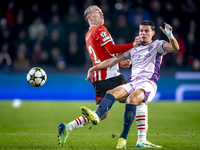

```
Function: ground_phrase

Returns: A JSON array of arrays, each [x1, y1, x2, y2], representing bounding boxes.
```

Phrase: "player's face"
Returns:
[[88, 6, 104, 25], [139, 25, 155, 45]]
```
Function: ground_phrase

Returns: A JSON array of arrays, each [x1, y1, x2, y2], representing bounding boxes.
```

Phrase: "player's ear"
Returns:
[[87, 15, 92, 21], [152, 31, 155, 36]]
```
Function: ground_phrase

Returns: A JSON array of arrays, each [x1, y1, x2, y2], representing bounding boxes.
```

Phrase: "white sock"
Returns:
[[67, 115, 91, 132], [136, 104, 148, 143]]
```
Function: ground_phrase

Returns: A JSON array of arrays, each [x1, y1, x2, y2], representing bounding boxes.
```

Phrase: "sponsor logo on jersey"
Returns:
[[100, 31, 107, 37], [133, 53, 151, 58], [103, 36, 110, 42]]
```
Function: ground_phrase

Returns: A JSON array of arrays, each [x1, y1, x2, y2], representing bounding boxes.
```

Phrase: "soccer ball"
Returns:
[[26, 67, 47, 87]]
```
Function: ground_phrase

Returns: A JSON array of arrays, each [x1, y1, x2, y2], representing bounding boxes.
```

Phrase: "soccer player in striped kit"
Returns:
[[82, 20, 179, 148], [58, 5, 141, 146]]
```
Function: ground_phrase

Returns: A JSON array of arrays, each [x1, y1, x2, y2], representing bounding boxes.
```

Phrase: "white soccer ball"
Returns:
[[26, 67, 47, 87]]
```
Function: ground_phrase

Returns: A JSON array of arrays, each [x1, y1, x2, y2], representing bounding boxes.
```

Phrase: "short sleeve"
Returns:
[[123, 49, 131, 59], [94, 25, 113, 46], [157, 40, 168, 55]]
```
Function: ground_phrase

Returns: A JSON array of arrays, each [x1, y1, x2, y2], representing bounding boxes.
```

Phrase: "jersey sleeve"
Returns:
[[157, 40, 168, 55], [94, 25, 113, 46], [94, 25, 133, 54], [103, 41, 133, 54], [123, 49, 131, 59]]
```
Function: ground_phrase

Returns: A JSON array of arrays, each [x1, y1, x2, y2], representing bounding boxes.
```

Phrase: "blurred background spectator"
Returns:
[[48, 46, 67, 70], [0, 0, 199, 72], [28, 17, 47, 41], [0, 42, 12, 71], [13, 43, 30, 69]]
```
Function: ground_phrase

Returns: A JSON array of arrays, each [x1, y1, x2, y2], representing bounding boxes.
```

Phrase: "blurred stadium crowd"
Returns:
[[0, 0, 200, 72]]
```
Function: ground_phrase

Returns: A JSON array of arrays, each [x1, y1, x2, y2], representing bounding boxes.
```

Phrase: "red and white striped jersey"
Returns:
[[85, 25, 120, 82]]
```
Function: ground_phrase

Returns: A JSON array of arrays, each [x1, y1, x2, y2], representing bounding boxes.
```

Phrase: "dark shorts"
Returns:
[[92, 74, 129, 105]]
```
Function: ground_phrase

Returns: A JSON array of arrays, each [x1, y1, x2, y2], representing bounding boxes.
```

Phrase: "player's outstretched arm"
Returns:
[[86, 54, 127, 82], [159, 22, 179, 52], [104, 36, 141, 54]]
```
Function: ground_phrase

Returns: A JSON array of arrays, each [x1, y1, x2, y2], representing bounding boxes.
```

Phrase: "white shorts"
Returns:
[[119, 78, 157, 102]]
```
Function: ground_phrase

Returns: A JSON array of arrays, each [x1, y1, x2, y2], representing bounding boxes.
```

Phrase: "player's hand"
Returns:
[[159, 22, 172, 34], [133, 36, 142, 47], [86, 68, 93, 83], [160, 22, 175, 39], [119, 60, 131, 68]]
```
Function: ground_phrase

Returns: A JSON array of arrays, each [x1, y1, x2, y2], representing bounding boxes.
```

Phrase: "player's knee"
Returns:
[[127, 90, 145, 105], [101, 111, 109, 120], [127, 97, 141, 105], [126, 97, 138, 105], [107, 89, 114, 95]]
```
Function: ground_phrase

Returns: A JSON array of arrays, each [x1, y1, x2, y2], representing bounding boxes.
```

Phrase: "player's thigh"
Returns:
[[135, 80, 157, 103], [127, 89, 145, 105], [107, 86, 128, 102], [128, 80, 157, 105]]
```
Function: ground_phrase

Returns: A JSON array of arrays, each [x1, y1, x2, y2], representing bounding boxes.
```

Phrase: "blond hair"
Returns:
[[84, 5, 97, 23]]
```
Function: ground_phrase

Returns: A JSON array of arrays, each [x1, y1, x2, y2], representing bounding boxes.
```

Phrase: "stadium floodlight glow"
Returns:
[[115, 3, 122, 10]]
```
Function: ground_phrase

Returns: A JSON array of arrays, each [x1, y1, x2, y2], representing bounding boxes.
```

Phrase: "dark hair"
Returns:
[[140, 20, 155, 31]]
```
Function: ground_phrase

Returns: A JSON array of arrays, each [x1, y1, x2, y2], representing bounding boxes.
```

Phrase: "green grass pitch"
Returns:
[[0, 101, 200, 150]]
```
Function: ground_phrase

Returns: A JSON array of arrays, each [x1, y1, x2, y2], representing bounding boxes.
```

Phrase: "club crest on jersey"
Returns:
[[100, 31, 107, 37], [148, 46, 153, 51]]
